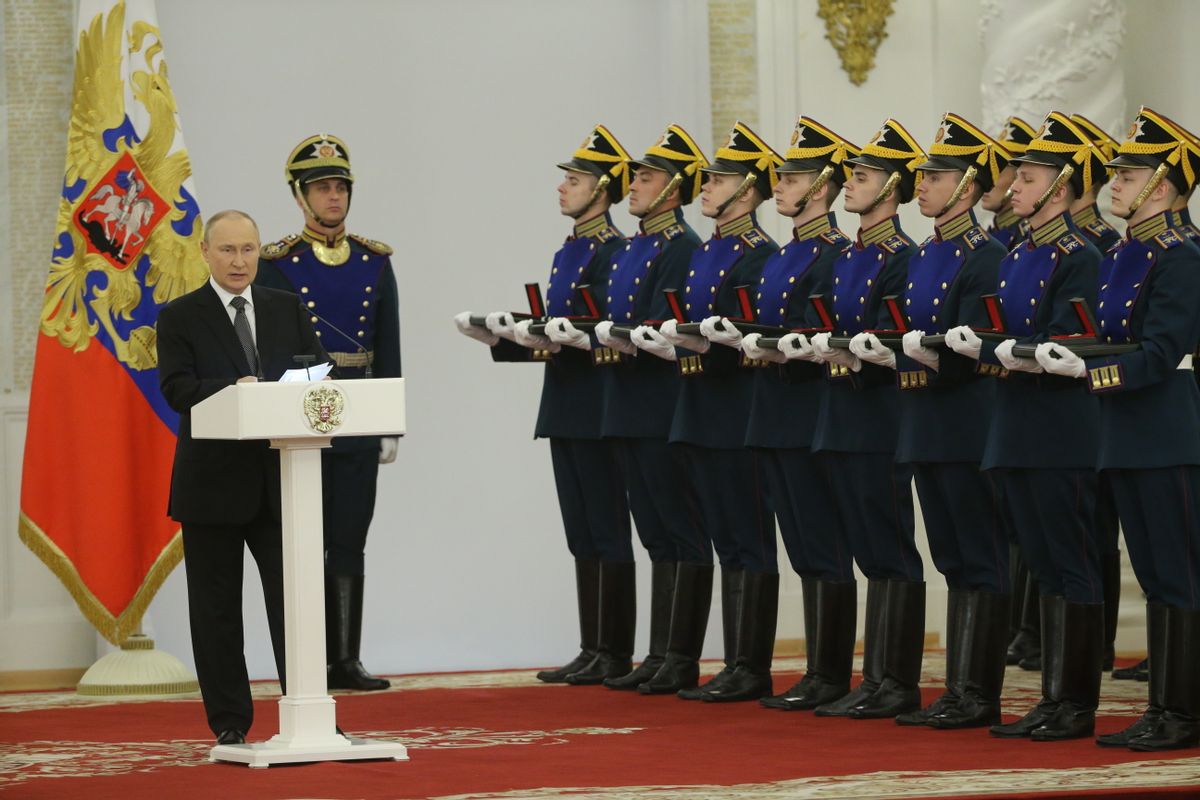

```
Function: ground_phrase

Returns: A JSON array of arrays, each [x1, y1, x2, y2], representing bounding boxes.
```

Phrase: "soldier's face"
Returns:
[[1010, 163, 1056, 218], [981, 165, 1015, 212], [303, 178, 350, 226], [700, 172, 740, 218], [628, 166, 672, 216], [558, 170, 599, 217], [842, 166, 887, 213], [916, 170, 960, 218], [202, 216, 260, 294], [1109, 167, 1153, 218], [774, 172, 815, 214]]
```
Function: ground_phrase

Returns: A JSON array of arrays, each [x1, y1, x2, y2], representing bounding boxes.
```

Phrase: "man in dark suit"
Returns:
[[157, 209, 329, 745]]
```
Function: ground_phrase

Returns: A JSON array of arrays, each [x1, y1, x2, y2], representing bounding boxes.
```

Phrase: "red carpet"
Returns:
[[2, 655, 1198, 799]]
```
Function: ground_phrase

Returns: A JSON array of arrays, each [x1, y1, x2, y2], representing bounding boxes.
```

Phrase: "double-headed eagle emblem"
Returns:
[[44, 3, 207, 370]]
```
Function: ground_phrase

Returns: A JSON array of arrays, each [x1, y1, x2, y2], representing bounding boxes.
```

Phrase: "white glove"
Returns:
[[1035, 341, 1085, 378], [546, 317, 591, 351], [741, 333, 787, 364], [454, 311, 499, 346], [631, 325, 677, 361], [811, 332, 861, 371], [902, 329, 939, 371], [700, 316, 743, 349], [849, 332, 897, 369], [778, 333, 821, 362], [379, 436, 399, 464], [995, 338, 1042, 373], [595, 320, 637, 356], [513, 319, 560, 352], [485, 311, 518, 343], [944, 325, 982, 360], [659, 319, 710, 353]]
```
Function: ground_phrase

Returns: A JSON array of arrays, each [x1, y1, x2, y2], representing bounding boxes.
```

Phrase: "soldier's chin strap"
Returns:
[[293, 179, 351, 230], [864, 171, 902, 215], [1120, 163, 1170, 219], [1030, 164, 1074, 215], [789, 165, 835, 218], [936, 165, 978, 218], [571, 174, 612, 220], [642, 173, 684, 217], [715, 172, 759, 218]]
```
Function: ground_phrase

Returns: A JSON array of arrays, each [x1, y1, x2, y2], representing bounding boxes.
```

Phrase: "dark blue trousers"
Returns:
[[821, 451, 921, 581], [678, 444, 775, 573], [761, 447, 854, 581], [912, 463, 1008, 593], [321, 449, 379, 576], [549, 437, 633, 562], [614, 437, 711, 564], [1108, 466, 1200, 610], [995, 467, 1101, 604]]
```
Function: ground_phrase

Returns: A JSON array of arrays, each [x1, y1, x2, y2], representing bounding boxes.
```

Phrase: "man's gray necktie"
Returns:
[[229, 295, 259, 375]]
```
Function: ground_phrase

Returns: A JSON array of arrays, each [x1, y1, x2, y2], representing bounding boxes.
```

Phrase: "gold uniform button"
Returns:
[[733, 244, 741, 251], [553, 268, 558, 274], [362, 254, 369, 262], [781, 248, 788, 256], [703, 245, 710, 252], [941, 282, 948, 290], [789, 276, 796, 284], [310, 316, 318, 323], [1000, 280, 1007, 287], [315, 331, 322, 337], [719, 270, 726, 277], [357, 331, 365, 338], [1014, 253, 1020, 260], [365, 286, 372, 293], [307, 301, 316, 308], [362, 300, 370, 307], [690, 270, 696, 277], [301, 287, 309, 294], [634, 277, 640, 285], [933, 298, 939, 306], [955, 249, 961, 257], [292, 256, 300, 263], [646, 260, 652, 267], [359, 315, 367, 322]]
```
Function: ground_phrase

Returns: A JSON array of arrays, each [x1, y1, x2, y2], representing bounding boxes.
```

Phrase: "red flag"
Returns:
[[18, 0, 207, 644]]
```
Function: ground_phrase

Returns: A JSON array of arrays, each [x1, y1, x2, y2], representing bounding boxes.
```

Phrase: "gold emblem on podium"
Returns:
[[302, 385, 345, 433]]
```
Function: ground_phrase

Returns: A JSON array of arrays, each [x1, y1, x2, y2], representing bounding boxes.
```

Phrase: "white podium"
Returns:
[[192, 378, 409, 768]]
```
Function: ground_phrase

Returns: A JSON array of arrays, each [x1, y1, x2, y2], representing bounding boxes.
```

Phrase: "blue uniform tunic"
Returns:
[[987, 207, 1027, 252], [668, 212, 777, 573], [1085, 212, 1200, 609], [976, 211, 1102, 603], [812, 215, 921, 582], [893, 210, 1008, 592], [744, 213, 854, 581]]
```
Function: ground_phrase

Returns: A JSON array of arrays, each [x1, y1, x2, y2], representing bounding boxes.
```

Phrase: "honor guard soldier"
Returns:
[[737, 117, 862, 712], [256, 134, 400, 691], [544, 125, 709, 692], [1037, 108, 1200, 751], [852, 113, 1012, 728], [636, 121, 781, 702], [806, 119, 925, 721], [980, 115, 1043, 672], [455, 126, 634, 685], [1070, 113, 1126, 674], [947, 111, 1106, 741], [983, 116, 1038, 250]]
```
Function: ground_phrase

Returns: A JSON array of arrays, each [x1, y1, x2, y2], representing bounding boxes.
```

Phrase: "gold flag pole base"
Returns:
[[76, 630, 199, 697]]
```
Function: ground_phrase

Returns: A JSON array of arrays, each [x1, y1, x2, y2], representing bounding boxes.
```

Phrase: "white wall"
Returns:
[[138, 0, 715, 678]]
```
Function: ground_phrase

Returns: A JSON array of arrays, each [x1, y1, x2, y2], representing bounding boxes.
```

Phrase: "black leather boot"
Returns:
[[640, 562, 713, 694], [1113, 657, 1149, 681], [326, 574, 391, 691], [762, 579, 856, 710], [898, 589, 963, 726], [606, 561, 675, 690], [992, 593, 1064, 737], [567, 560, 636, 684], [1128, 605, 1200, 751], [815, 579, 885, 717], [678, 567, 742, 700], [703, 571, 778, 702], [1030, 600, 1103, 741], [1098, 603, 1165, 747], [1101, 550, 1122, 672], [929, 591, 1011, 729], [1008, 560, 1041, 668], [849, 579, 925, 719], [536, 559, 600, 683]]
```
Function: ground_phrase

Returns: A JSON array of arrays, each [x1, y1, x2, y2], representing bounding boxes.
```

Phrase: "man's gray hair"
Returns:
[[202, 209, 260, 243]]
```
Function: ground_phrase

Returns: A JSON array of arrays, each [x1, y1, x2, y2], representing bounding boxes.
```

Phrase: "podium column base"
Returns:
[[210, 737, 409, 768]]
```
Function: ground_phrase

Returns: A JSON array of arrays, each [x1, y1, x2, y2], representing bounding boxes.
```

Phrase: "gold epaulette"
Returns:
[[349, 233, 394, 255], [261, 234, 301, 260]]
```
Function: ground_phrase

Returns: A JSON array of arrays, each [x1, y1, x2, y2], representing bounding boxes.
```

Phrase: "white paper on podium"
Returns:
[[278, 362, 334, 382]]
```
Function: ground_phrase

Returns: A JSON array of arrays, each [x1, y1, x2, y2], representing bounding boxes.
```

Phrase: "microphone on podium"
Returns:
[[299, 299, 374, 379]]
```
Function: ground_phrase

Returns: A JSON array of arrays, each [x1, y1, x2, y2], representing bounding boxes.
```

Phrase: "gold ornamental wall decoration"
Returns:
[[817, 0, 896, 87]]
